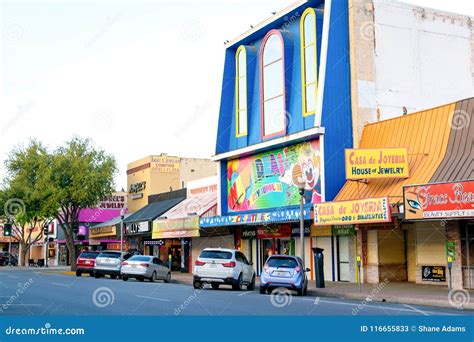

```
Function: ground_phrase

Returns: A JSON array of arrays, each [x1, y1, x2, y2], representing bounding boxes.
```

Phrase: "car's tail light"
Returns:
[[294, 266, 301, 273], [222, 261, 236, 268], [121, 261, 128, 266], [140, 263, 149, 267], [195, 260, 206, 266], [263, 264, 269, 273]]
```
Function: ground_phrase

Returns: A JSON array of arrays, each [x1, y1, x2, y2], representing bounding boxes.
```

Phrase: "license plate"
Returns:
[[85, 260, 91, 265], [210, 263, 217, 268], [274, 271, 287, 277], [131, 264, 137, 268]]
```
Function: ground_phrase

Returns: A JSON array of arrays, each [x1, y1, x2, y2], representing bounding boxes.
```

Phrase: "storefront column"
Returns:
[[446, 221, 463, 290]]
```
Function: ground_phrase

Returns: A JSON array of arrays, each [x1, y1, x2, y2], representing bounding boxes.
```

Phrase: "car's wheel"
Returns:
[[232, 273, 243, 291], [110, 274, 117, 280], [94, 273, 101, 279], [164, 273, 171, 283], [303, 286, 308, 296], [193, 280, 202, 289], [75, 270, 82, 277], [150, 271, 157, 282], [122, 276, 128, 281], [259, 286, 266, 294], [211, 283, 219, 290], [89, 271, 94, 277], [247, 275, 256, 291], [138, 277, 144, 282], [296, 288, 303, 296]]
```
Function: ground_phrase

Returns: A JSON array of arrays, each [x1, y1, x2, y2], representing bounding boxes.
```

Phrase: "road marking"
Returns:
[[238, 291, 251, 297], [50, 282, 71, 287], [291, 297, 460, 316], [135, 295, 171, 302], [7, 275, 19, 279], [403, 304, 430, 316], [0, 303, 42, 306]]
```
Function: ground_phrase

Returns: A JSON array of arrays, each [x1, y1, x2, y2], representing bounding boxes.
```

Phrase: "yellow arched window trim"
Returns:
[[300, 7, 318, 117], [235, 45, 248, 137]]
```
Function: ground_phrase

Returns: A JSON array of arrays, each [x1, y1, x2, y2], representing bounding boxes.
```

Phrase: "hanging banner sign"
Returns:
[[403, 181, 474, 220], [345, 148, 409, 179], [314, 197, 391, 226]]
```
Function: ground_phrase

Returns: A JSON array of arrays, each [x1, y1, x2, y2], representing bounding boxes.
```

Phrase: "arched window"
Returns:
[[260, 30, 286, 138], [235, 45, 247, 137], [300, 8, 318, 116]]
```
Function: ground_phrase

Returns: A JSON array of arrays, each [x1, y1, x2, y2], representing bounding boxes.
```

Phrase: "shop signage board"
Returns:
[[291, 226, 311, 237], [256, 225, 291, 239], [151, 156, 180, 173], [314, 197, 391, 226], [421, 265, 446, 282], [200, 207, 312, 228], [310, 225, 332, 237], [99, 193, 127, 210], [227, 140, 321, 212], [88, 239, 101, 246], [152, 216, 200, 239], [403, 180, 474, 220], [332, 225, 355, 236], [89, 225, 117, 238], [345, 148, 409, 180], [241, 226, 256, 240], [125, 221, 149, 235]]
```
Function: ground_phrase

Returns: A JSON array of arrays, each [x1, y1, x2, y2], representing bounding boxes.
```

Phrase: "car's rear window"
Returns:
[[98, 252, 121, 258], [267, 257, 298, 268], [129, 256, 151, 262], [79, 252, 99, 259], [199, 250, 232, 260]]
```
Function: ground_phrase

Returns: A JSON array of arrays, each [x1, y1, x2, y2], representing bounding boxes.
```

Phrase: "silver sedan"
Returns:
[[121, 255, 171, 283]]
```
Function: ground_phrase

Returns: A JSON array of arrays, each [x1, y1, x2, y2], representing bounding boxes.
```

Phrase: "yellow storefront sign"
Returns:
[[314, 197, 391, 225], [89, 225, 116, 238], [345, 148, 409, 179], [152, 216, 200, 239]]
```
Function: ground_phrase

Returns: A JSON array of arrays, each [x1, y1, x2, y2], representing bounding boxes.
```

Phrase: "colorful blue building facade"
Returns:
[[201, 0, 353, 274]]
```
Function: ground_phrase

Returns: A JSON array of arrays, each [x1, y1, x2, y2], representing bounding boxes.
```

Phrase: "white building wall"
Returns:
[[350, 0, 474, 145]]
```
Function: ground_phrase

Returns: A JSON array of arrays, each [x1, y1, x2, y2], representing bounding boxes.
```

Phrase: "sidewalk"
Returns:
[[171, 272, 474, 310], [0, 265, 70, 272]]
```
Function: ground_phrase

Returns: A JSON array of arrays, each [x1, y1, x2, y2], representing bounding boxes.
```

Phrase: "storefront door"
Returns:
[[260, 238, 291, 266], [337, 236, 350, 282], [461, 221, 474, 289]]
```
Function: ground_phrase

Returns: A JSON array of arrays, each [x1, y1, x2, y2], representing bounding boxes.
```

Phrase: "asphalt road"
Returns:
[[0, 270, 467, 316]]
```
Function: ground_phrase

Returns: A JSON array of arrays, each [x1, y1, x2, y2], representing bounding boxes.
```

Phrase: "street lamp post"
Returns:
[[120, 209, 125, 253]]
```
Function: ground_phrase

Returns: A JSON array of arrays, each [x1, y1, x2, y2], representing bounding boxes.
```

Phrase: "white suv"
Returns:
[[193, 248, 255, 291]]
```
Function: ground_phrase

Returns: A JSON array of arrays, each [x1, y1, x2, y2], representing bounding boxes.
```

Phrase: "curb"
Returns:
[[307, 290, 474, 311]]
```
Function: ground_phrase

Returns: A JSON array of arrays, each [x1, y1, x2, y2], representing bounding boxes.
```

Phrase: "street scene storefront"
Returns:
[[151, 177, 218, 272], [88, 214, 131, 251], [124, 189, 186, 254], [330, 98, 473, 289]]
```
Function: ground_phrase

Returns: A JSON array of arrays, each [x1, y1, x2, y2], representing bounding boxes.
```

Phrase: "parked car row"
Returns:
[[75, 250, 172, 283], [75, 247, 309, 295], [193, 248, 309, 296]]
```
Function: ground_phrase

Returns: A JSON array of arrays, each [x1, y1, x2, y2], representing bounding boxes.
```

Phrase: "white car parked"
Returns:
[[193, 248, 255, 290]]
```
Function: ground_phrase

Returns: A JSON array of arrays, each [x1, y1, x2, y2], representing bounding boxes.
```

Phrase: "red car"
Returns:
[[76, 251, 100, 276]]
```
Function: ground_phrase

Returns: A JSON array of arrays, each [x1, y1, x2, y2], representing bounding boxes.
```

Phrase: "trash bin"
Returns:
[[312, 247, 325, 288]]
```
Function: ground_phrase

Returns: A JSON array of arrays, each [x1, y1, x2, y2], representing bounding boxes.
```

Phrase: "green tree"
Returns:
[[48, 137, 116, 270], [1, 140, 56, 265]]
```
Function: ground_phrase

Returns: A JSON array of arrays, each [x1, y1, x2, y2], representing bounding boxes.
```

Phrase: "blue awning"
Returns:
[[200, 204, 313, 228]]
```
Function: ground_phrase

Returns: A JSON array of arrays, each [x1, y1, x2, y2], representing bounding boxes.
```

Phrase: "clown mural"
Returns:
[[227, 140, 321, 212]]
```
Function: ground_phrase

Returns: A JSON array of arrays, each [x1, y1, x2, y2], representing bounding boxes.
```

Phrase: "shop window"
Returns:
[[235, 45, 248, 137], [260, 30, 286, 139], [300, 8, 318, 116]]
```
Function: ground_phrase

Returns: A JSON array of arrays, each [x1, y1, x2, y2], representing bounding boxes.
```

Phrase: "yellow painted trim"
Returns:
[[300, 7, 318, 117], [235, 45, 248, 137]]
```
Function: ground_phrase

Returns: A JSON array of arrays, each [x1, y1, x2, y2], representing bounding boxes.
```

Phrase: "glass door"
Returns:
[[337, 236, 350, 282], [461, 222, 473, 289]]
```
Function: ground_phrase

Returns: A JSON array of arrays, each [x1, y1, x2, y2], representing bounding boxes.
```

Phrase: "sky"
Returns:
[[1, 0, 473, 190]]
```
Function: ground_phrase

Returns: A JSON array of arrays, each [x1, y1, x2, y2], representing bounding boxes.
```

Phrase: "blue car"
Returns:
[[260, 255, 309, 296]]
